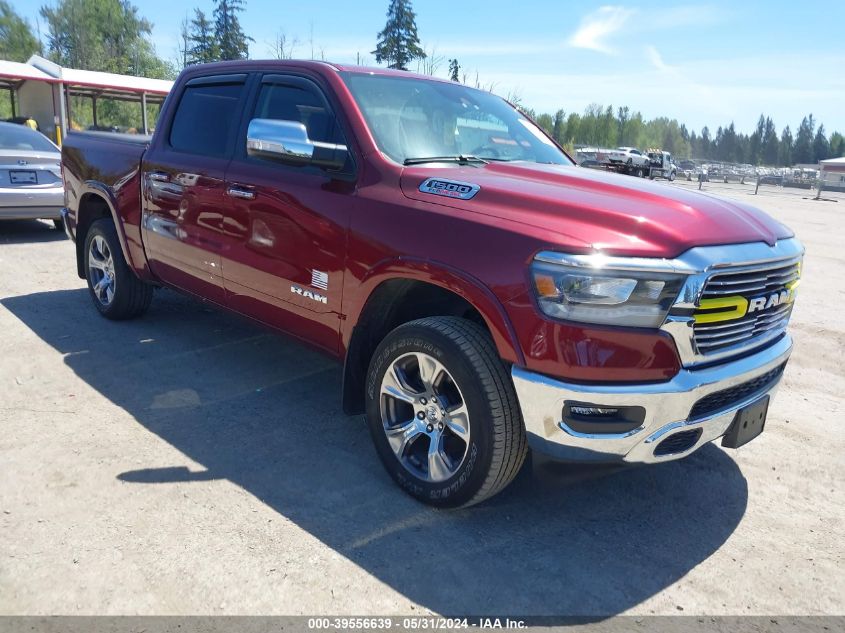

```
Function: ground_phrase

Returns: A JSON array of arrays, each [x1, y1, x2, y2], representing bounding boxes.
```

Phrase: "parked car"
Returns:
[[60, 61, 803, 507], [0, 121, 64, 228], [596, 146, 650, 176]]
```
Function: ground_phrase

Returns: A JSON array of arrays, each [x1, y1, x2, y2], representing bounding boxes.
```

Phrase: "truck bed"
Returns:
[[62, 131, 151, 278]]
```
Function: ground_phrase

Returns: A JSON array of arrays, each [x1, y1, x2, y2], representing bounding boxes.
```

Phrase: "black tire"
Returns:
[[365, 317, 527, 508], [83, 218, 153, 320]]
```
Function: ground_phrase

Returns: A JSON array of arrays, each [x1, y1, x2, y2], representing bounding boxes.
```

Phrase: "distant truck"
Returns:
[[60, 60, 802, 507], [646, 149, 678, 181]]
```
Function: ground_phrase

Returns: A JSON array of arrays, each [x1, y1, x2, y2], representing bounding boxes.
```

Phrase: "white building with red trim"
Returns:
[[0, 55, 173, 144]]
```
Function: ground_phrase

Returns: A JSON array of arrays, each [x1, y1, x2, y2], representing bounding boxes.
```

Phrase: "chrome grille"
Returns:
[[693, 259, 800, 354]]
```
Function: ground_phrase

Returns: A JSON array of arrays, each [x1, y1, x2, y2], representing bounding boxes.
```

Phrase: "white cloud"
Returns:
[[568, 6, 636, 54], [644, 45, 669, 72]]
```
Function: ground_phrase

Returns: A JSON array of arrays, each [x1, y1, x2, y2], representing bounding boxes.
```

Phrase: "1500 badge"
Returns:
[[419, 178, 480, 200]]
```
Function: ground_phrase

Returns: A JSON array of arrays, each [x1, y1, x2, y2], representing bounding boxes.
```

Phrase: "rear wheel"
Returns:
[[365, 317, 527, 508], [84, 218, 152, 320]]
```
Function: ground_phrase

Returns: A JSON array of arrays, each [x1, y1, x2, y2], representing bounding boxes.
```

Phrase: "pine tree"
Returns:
[[372, 0, 425, 70], [813, 125, 830, 162], [214, 0, 252, 61], [700, 126, 712, 159], [793, 115, 815, 164], [830, 132, 845, 159], [762, 117, 779, 166], [448, 58, 460, 82], [553, 109, 566, 145], [187, 9, 218, 64], [616, 106, 629, 145], [748, 114, 765, 165], [779, 126, 793, 166]]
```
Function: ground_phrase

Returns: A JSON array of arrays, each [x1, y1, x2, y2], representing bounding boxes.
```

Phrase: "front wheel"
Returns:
[[365, 317, 527, 507], [84, 218, 153, 320]]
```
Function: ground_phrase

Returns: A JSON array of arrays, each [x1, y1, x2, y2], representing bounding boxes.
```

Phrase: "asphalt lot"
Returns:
[[0, 179, 842, 616]]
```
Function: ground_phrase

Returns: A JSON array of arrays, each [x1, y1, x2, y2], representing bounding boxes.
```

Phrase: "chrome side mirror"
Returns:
[[246, 118, 347, 170]]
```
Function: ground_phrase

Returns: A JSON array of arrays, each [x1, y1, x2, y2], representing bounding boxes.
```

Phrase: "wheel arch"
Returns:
[[341, 260, 524, 415], [73, 184, 134, 280]]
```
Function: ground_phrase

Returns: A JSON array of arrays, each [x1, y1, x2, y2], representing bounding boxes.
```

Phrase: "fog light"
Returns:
[[562, 402, 646, 435], [570, 406, 620, 416]]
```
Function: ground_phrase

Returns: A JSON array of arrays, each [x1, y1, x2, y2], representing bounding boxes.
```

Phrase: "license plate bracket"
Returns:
[[10, 170, 37, 184], [722, 395, 769, 449]]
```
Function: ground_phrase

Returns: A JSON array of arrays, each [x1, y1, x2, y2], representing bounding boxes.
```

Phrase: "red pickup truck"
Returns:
[[60, 60, 802, 507]]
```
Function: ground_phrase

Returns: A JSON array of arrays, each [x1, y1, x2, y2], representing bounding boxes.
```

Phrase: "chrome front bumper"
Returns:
[[512, 335, 792, 464]]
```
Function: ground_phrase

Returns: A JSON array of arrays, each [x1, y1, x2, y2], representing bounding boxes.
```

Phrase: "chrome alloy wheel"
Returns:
[[379, 352, 471, 482], [88, 235, 116, 306]]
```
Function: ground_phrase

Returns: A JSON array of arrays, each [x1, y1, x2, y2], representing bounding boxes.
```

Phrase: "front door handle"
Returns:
[[147, 171, 170, 182], [227, 186, 256, 200]]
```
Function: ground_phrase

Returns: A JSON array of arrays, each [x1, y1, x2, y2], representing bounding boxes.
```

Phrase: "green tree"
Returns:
[[188, 9, 218, 64], [748, 114, 765, 165], [565, 112, 580, 145], [214, 0, 251, 60], [448, 58, 460, 82], [779, 126, 793, 166], [761, 117, 779, 166], [0, 1, 40, 62], [830, 132, 845, 158], [813, 124, 830, 162], [40, 0, 173, 79], [616, 106, 629, 146], [535, 113, 554, 136], [793, 115, 815, 164], [373, 0, 425, 71], [700, 126, 712, 159], [552, 109, 566, 145]]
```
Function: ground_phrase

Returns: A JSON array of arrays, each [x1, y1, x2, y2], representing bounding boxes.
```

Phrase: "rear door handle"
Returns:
[[227, 185, 255, 200], [147, 171, 170, 182]]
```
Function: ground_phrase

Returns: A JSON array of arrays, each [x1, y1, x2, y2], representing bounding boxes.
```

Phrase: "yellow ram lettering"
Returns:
[[694, 296, 749, 324]]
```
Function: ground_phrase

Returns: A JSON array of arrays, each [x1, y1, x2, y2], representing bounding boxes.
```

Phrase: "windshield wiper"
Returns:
[[403, 154, 488, 166]]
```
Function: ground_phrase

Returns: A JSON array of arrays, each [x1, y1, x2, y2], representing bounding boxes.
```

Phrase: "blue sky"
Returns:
[[15, 1, 845, 134]]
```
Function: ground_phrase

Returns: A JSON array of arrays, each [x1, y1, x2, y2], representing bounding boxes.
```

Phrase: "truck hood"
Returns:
[[399, 162, 793, 258]]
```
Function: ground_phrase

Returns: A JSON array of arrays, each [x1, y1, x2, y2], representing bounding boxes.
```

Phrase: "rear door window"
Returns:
[[169, 79, 246, 157]]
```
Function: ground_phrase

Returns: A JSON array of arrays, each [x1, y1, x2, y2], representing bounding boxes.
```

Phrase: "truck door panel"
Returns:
[[220, 74, 353, 353], [141, 76, 247, 304]]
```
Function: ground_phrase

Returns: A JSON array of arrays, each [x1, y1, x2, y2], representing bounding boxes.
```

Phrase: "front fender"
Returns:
[[344, 257, 525, 366]]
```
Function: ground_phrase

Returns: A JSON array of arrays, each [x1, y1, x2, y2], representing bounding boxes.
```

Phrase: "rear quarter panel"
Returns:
[[62, 132, 152, 279]]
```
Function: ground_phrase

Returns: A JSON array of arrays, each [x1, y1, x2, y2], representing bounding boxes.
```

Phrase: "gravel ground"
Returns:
[[0, 180, 842, 616]]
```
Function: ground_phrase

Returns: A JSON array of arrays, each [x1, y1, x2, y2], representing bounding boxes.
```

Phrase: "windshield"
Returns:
[[341, 72, 571, 166], [0, 124, 58, 153]]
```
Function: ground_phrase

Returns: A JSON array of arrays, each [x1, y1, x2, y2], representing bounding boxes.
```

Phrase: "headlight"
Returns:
[[531, 255, 686, 328]]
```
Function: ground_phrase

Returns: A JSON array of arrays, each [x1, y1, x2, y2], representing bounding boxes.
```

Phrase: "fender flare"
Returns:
[[340, 258, 525, 415], [347, 257, 524, 365], [73, 181, 146, 280]]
